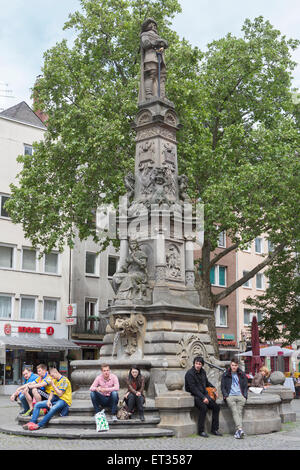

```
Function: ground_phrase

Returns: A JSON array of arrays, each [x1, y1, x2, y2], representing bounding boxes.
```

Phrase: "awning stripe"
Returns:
[[0, 336, 80, 351]]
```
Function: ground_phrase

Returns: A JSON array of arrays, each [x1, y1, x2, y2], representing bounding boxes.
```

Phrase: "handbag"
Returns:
[[206, 387, 217, 400], [117, 405, 130, 420], [95, 410, 109, 432]]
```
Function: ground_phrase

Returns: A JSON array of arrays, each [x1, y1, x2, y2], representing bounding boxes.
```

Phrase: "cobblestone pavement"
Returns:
[[0, 395, 300, 451]]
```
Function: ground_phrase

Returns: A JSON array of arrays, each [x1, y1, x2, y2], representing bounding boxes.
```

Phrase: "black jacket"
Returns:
[[185, 366, 215, 400], [221, 367, 248, 400]]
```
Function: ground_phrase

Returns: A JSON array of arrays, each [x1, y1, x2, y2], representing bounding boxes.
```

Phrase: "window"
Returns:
[[85, 299, 98, 332], [85, 252, 98, 275], [44, 252, 59, 274], [215, 305, 228, 327], [217, 231, 226, 248], [0, 245, 14, 269], [22, 248, 37, 271], [243, 270, 252, 288], [43, 299, 58, 321], [0, 195, 10, 218], [0, 295, 12, 319], [24, 144, 33, 156], [255, 237, 263, 254], [268, 240, 274, 253], [20, 297, 36, 320], [243, 308, 252, 326], [108, 256, 118, 277], [256, 273, 264, 290], [210, 265, 227, 287]]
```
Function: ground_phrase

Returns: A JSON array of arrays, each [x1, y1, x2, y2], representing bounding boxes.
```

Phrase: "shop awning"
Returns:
[[0, 336, 81, 351], [74, 340, 103, 348]]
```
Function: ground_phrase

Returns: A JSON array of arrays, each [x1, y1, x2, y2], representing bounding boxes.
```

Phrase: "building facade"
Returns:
[[69, 234, 119, 360], [0, 102, 80, 394], [194, 231, 240, 360]]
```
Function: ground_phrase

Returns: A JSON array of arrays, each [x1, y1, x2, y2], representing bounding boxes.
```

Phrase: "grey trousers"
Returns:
[[226, 395, 246, 430]]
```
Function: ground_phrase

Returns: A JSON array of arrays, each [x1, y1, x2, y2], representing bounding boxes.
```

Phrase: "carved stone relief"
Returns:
[[166, 243, 182, 279], [112, 241, 149, 303], [162, 142, 176, 163], [136, 126, 176, 142], [137, 110, 152, 125], [110, 313, 146, 357], [185, 271, 195, 287], [137, 140, 155, 162], [177, 334, 210, 369], [164, 111, 177, 126]]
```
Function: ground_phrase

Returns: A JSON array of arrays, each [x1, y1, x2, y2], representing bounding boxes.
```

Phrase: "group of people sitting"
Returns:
[[185, 356, 270, 439], [10, 363, 145, 430], [89, 363, 145, 422], [10, 358, 270, 437], [10, 363, 72, 431]]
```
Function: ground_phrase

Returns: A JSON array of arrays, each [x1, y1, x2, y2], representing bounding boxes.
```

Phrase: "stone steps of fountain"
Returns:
[[0, 422, 175, 439], [18, 414, 160, 429], [69, 399, 159, 417], [0, 398, 175, 439]]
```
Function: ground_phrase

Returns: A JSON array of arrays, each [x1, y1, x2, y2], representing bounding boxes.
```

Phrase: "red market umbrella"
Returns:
[[250, 316, 263, 376]]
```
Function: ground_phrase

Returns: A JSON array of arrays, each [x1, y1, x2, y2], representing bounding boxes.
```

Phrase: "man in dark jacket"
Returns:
[[185, 356, 222, 437], [221, 358, 248, 439]]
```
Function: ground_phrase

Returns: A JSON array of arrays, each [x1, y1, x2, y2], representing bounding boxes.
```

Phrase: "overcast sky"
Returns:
[[0, 0, 299, 110]]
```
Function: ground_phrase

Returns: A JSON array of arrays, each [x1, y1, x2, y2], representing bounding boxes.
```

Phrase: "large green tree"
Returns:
[[6, 0, 300, 339], [245, 242, 300, 345]]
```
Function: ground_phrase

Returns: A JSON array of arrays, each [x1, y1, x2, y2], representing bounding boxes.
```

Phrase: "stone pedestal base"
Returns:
[[190, 393, 282, 435], [264, 385, 296, 423], [155, 391, 196, 437]]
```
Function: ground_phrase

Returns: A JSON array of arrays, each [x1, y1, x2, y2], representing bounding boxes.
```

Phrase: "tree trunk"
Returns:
[[195, 237, 220, 356]]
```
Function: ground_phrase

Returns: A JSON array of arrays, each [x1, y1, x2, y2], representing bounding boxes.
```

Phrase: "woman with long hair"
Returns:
[[125, 366, 145, 421]]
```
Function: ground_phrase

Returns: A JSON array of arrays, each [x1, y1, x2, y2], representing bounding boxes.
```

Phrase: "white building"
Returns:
[[0, 102, 80, 394]]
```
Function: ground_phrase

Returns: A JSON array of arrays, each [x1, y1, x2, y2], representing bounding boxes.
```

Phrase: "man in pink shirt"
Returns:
[[90, 364, 119, 421]]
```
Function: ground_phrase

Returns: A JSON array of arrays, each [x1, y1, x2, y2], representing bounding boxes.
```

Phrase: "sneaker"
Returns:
[[239, 429, 245, 439], [23, 409, 32, 417], [27, 422, 40, 431], [234, 429, 241, 439], [112, 415, 118, 422]]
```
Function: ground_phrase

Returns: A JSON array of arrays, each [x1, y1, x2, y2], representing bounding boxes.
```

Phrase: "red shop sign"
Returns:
[[46, 326, 54, 336], [18, 326, 40, 334], [4, 324, 11, 335]]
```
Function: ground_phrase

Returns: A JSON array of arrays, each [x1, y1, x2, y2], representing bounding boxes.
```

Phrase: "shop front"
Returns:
[[73, 340, 103, 360], [0, 323, 80, 395], [217, 333, 240, 362]]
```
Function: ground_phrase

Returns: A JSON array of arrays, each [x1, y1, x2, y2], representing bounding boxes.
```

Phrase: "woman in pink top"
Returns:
[[90, 364, 119, 421]]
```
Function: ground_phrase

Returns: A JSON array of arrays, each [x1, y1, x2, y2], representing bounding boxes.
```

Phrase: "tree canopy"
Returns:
[[245, 242, 300, 345], [6, 0, 300, 337]]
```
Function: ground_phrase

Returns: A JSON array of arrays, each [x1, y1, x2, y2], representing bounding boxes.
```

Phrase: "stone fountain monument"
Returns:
[[0, 18, 284, 440], [71, 17, 222, 402], [70, 19, 283, 437]]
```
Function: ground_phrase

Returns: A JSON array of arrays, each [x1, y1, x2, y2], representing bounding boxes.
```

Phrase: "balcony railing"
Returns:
[[72, 315, 108, 336]]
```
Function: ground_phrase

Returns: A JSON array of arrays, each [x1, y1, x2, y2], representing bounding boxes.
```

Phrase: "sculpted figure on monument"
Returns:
[[178, 174, 190, 202], [166, 244, 181, 278], [112, 241, 148, 302], [124, 171, 135, 202], [139, 18, 168, 102]]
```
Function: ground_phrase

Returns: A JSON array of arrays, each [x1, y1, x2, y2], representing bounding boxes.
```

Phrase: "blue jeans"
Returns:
[[31, 396, 69, 428], [90, 390, 119, 415], [19, 393, 30, 413]]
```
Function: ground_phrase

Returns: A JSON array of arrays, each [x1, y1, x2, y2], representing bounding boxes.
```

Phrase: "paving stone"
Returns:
[[1, 396, 300, 450]]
